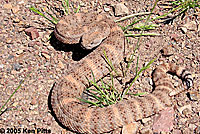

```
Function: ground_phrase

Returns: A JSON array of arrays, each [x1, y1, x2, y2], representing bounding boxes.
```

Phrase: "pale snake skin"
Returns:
[[50, 13, 193, 134]]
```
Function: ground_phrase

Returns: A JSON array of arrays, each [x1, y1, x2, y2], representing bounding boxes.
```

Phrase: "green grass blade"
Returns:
[[123, 57, 156, 97], [62, 0, 70, 15], [74, 5, 80, 13], [115, 12, 151, 22], [125, 33, 161, 37], [46, 11, 58, 23], [77, 98, 99, 106], [103, 49, 119, 76], [127, 92, 147, 96], [0, 72, 31, 114], [29, 6, 57, 25]]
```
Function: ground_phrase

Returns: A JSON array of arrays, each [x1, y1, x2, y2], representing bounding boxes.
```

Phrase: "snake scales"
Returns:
[[50, 13, 193, 134]]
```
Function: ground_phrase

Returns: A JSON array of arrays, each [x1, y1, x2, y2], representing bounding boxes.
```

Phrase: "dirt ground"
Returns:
[[0, 0, 199, 134]]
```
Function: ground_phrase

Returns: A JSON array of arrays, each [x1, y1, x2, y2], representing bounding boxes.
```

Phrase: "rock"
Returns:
[[104, 6, 110, 12], [195, 126, 200, 134], [57, 61, 64, 69], [182, 107, 193, 117], [188, 91, 199, 101], [43, 116, 50, 122], [12, 63, 22, 71], [177, 104, 192, 114], [184, 21, 196, 31], [189, 124, 197, 130], [0, 64, 4, 69], [41, 52, 50, 60], [16, 50, 24, 55], [182, 128, 190, 134], [11, 70, 17, 75], [142, 117, 151, 124], [153, 107, 174, 133], [6, 38, 12, 44], [160, 46, 174, 57], [30, 98, 37, 105], [13, 17, 20, 23], [140, 128, 153, 134], [172, 129, 182, 134], [3, 3, 12, 9], [170, 34, 179, 42], [180, 27, 187, 34], [12, 102, 18, 107], [28, 41, 35, 47], [25, 27, 39, 40], [11, 6, 20, 13], [114, 3, 129, 16], [8, 55, 14, 60], [122, 122, 138, 134]]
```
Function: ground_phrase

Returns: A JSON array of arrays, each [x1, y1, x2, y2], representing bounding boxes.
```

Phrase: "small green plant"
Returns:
[[29, 0, 80, 25], [118, 0, 199, 37], [78, 1, 159, 107], [79, 55, 156, 107], [151, 0, 200, 21], [79, 70, 120, 108], [29, 6, 58, 24], [0, 72, 31, 115]]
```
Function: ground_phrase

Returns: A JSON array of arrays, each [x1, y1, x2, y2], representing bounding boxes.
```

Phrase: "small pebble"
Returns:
[[177, 104, 192, 114], [12, 63, 22, 71], [7, 55, 14, 60], [30, 98, 37, 105], [141, 117, 151, 124], [0, 64, 4, 69], [3, 3, 13, 9], [114, 3, 129, 16], [41, 52, 50, 60], [188, 91, 199, 101], [25, 27, 39, 40], [57, 61, 64, 69], [16, 49, 23, 55], [180, 27, 187, 34]]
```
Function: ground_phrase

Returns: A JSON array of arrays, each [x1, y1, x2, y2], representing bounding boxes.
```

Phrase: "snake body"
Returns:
[[50, 13, 193, 134]]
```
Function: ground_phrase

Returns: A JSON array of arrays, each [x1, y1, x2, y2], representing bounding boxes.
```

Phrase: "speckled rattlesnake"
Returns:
[[50, 13, 193, 133]]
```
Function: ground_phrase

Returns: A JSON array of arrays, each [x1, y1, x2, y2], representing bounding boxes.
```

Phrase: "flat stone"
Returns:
[[142, 117, 151, 124], [13, 17, 20, 23], [184, 21, 196, 31], [177, 104, 192, 114], [25, 27, 39, 40], [12, 63, 22, 71], [153, 107, 174, 133], [122, 122, 138, 134], [0, 64, 4, 69], [3, 3, 12, 9], [12, 6, 20, 13], [16, 49, 24, 55], [180, 27, 187, 34], [114, 3, 129, 16], [30, 97, 37, 105], [188, 91, 199, 101], [160, 46, 174, 56], [41, 52, 50, 60], [140, 128, 153, 134], [57, 61, 64, 69]]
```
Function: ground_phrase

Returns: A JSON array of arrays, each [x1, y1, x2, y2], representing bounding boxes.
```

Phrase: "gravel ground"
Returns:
[[0, 0, 199, 134]]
